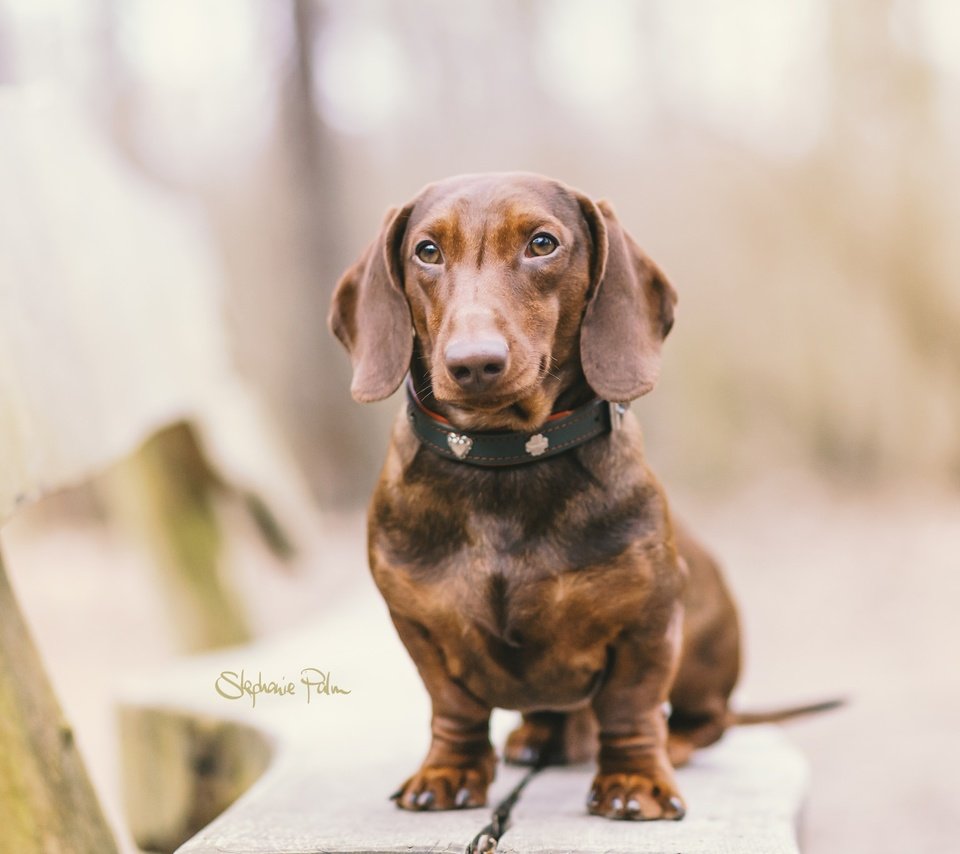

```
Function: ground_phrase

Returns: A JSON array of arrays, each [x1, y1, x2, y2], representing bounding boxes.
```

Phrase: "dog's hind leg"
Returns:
[[504, 707, 598, 767], [666, 698, 729, 767]]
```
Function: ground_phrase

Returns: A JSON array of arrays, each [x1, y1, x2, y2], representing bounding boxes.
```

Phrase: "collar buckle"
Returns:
[[609, 401, 628, 431]]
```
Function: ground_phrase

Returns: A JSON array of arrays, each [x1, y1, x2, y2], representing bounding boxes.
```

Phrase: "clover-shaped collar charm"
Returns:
[[525, 433, 549, 457]]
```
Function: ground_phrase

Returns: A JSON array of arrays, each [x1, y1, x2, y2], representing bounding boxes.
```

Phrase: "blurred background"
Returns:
[[0, 0, 958, 852]]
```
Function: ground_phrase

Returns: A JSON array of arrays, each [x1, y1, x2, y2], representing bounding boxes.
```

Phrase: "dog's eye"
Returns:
[[415, 241, 443, 264], [527, 233, 558, 257]]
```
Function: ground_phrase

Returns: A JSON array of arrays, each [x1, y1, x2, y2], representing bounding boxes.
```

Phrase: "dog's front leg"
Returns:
[[588, 606, 685, 821], [388, 613, 495, 811]]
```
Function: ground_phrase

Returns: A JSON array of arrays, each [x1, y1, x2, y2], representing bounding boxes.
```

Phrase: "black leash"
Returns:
[[466, 763, 545, 854]]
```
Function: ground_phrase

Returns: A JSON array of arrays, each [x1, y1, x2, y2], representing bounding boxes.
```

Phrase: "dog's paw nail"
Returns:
[[610, 796, 624, 812], [455, 787, 471, 807], [586, 787, 600, 808], [667, 796, 686, 819], [626, 798, 641, 816], [416, 790, 435, 809]]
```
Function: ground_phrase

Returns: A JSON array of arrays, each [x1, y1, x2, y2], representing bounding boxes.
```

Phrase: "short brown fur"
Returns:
[[330, 173, 742, 820]]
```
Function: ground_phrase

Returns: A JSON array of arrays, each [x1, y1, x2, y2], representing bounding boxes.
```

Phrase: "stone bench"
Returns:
[[118, 576, 810, 854]]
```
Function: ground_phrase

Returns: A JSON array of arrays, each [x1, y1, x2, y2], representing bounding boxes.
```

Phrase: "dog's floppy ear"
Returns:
[[329, 204, 414, 402], [577, 197, 677, 402]]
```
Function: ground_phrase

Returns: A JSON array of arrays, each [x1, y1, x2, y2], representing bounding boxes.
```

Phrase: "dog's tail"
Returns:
[[726, 697, 845, 727]]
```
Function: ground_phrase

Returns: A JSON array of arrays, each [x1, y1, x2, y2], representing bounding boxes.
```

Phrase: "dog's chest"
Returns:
[[369, 451, 667, 709], [374, 451, 658, 582], [376, 490, 654, 663], [430, 526, 626, 707]]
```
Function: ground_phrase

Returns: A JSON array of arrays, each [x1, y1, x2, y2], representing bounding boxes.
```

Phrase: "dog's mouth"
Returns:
[[437, 394, 552, 433], [429, 361, 556, 432]]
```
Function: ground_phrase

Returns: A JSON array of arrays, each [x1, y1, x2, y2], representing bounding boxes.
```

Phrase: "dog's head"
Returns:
[[329, 173, 676, 432]]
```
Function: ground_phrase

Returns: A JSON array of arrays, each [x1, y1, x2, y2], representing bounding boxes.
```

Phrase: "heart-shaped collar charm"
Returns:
[[446, 433, 473, 460]]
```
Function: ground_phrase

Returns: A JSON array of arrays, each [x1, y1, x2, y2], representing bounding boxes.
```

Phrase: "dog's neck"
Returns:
[[405, 376, 623, 468]]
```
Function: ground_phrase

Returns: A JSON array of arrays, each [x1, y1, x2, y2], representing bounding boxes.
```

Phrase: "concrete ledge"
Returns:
[[118, 581, 809, 854], [500, 727, 807, 854]]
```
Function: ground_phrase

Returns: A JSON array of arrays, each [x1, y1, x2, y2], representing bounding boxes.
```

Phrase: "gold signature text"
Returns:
[[214, 668, 351, 707]]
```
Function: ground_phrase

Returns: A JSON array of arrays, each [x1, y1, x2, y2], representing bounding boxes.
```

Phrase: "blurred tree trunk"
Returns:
[[206, 0, 393, 507], [266, 0, 383, 506]]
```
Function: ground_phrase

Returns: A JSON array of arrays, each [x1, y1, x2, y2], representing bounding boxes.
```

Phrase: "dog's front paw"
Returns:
[[586, 772, 686, 821], [392, 763, 492, 811]]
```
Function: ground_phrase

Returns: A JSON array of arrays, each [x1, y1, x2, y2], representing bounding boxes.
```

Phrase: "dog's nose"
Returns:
[[444, 338, 509, 391]]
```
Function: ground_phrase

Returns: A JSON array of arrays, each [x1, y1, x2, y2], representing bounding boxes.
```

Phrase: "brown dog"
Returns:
[[329, 172, 746, 821]]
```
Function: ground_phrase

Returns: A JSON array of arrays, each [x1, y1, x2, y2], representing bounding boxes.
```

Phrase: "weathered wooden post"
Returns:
[[0, 547, 120, 854]]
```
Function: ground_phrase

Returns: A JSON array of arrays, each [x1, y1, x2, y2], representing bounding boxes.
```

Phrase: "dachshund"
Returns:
[[330, 172, 831, 820]]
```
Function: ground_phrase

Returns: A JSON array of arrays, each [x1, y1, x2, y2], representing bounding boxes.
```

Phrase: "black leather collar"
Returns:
[[405, 378, 627, 467]]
